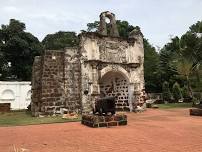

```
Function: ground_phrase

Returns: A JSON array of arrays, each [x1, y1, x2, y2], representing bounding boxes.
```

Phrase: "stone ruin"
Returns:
[[31, 11, 145, 116]]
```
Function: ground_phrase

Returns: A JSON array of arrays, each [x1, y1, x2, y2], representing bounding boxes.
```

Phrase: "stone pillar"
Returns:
[[91, 63, 100, 95], [31, 56, 41, 116], [99, 14, 107, 36], [128, 83, 135, 112]]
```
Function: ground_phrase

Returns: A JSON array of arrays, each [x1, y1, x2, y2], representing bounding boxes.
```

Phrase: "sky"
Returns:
[[0, 0, 202, 48]]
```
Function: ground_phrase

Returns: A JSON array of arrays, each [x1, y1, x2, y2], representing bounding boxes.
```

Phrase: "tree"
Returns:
[[182, 85, 190, 99], [144, 39, 161, 92], [160, 20, 202, 93], [180, 29, 202, 83], [159, 37, 180, 83], [42, 31, 79, 50], [189, 21, 202, 34], [172, 82, 182, 102], [87, 21, 99, 32], [175, 56, 194, 98], [0, 19, 42, 80], [162, 81, 172, 102]]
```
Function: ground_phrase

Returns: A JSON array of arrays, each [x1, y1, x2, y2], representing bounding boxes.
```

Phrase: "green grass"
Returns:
[[157, 102, 193, 109], [0, 111, 81, 127]]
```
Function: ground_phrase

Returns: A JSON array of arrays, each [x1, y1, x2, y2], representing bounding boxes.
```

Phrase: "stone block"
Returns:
[[118, 120, 127, 125], [108, 121, 118, 126], [105, 116, 114, 122], [190, 108, 202, 116], [98, 116, 105, 122], [99, 123, 107, 127], [81, 114, 127, 128]]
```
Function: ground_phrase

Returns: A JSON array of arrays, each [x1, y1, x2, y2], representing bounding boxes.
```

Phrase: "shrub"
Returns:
[[182, 86, 189, 98], [162, 81, 172, 102], [182, 85, 193, 102], [172, 82, 182, 102], [193, 92, 201, 100]]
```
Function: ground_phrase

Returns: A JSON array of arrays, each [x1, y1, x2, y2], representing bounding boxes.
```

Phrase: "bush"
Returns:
[[172, 82, 182, 102], [182, 86, 190, 98], [181, 85, 193, 102], [162, 81, 172, 102], [193, 92, 201, 100]]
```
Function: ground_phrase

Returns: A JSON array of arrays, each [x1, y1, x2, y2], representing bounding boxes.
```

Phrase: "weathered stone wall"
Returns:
[[31, 11, 145, 116], [81, 114, 127, 128], [63, 48, 81, 114], [31, 56, 41, 116], [80, 32, 144, 112], [40, 50, 65, 115], [32, 49, 81, 116]]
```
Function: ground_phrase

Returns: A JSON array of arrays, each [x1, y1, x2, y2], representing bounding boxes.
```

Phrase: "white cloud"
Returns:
[[3, 6, 20, 13], [0, 0, 201, 47]]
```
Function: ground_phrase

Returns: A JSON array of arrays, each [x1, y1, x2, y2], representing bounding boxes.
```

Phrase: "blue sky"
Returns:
[[0, 0, 202, 48]]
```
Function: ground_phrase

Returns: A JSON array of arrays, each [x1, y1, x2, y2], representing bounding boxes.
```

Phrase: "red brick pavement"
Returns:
[[0, 108, 202, 152]]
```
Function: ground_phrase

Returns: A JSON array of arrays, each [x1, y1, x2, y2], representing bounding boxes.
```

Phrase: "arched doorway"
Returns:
[[99, 71, 130, 111]]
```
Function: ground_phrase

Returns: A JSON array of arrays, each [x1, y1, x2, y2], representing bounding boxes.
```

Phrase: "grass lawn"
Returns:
[[157, 102, 193, 109], [0, 111, 81, 127]]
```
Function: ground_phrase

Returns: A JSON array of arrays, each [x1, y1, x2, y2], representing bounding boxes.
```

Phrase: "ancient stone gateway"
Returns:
[[31, 11, 144, 116]]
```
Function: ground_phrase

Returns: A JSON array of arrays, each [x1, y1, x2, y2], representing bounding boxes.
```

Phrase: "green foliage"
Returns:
[[189, 21, 202, 33], [172, 82, 182, 101], [160, 21, 202, 93], [116, 20, 139, 38], [42, 31, 78, 50], [86, 20, 140, 39], [0, 19, 42, 80], [87, 21, 99, 32], [193, 92, 201, 100], [162, 81, 172, 101], [175, 57, 193, 77], [159, 37, 179, 82], [157, 102, 192, 109], [181, 86, 190, 98], [144, 39, 161, 92]]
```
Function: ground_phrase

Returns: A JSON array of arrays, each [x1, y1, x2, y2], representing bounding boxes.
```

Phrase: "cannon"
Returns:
[[93, 96, 116, 116]]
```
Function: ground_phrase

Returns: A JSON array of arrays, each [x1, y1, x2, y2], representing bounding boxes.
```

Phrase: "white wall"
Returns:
[[0, 81, 31, 110]]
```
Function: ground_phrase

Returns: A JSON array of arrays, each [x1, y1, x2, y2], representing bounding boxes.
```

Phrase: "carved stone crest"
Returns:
[[99, 40, 128, 63]]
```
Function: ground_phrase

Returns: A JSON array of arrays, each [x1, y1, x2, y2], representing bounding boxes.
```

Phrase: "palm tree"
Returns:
[[175, 57, 194, 98]]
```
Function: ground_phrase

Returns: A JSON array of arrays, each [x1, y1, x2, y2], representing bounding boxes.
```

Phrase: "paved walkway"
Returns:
[[0, 108, 202, 152]]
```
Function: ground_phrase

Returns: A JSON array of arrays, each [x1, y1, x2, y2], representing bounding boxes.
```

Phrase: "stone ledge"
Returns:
[[190, 108, 202, 116], [81, 114, 127, 128]]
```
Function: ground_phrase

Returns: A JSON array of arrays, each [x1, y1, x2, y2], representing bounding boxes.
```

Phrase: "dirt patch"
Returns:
[[0, 108, 202, 152]]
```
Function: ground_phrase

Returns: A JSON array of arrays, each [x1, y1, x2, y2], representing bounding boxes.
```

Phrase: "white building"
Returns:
[[0, 81, 31, 110]]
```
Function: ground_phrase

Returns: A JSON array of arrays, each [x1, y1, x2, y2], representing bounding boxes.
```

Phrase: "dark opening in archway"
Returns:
[[99, 71, 130, 111]]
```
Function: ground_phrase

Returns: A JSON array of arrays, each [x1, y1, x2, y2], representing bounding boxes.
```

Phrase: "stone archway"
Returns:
[[99, 71, 130, 111]]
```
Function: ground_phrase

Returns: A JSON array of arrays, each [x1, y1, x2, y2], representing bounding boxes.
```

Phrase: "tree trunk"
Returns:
[[186, 76, 193, 98]]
